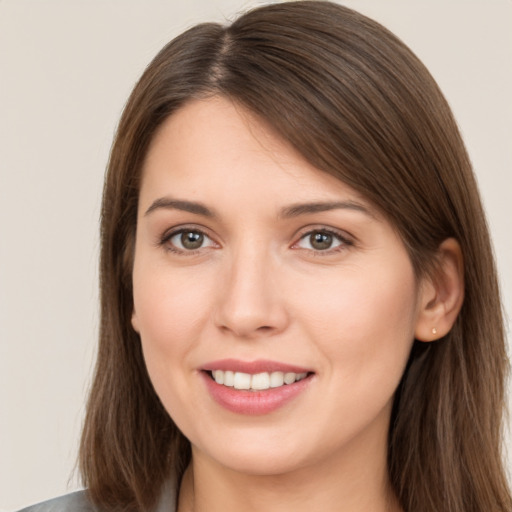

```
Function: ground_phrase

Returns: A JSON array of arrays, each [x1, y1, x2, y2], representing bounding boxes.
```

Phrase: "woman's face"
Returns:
[[132, 96, 425, 477]]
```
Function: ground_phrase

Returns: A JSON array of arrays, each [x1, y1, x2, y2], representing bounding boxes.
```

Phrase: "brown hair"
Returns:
[[79, 2, 511, 511]]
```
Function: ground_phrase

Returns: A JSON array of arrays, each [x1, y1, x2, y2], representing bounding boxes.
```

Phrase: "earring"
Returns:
[[432, 327, 437, 335]]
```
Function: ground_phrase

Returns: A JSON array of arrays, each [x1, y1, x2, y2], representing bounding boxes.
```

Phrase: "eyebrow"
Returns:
[[144, 197, 375, 220], [279, 200, 375, 219], [145, 198, 215, 218]]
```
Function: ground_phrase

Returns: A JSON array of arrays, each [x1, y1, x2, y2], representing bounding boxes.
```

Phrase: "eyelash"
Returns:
[[292, 228, 354, 255], [159, 226, 217, 255], [159, 226, 354, 256]]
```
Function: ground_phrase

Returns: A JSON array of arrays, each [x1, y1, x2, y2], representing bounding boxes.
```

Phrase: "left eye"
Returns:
[[296, 230, 346, 251], [168, 230, 215, 251]]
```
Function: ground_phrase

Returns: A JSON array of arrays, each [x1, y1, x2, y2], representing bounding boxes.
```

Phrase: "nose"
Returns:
[[213, 245, 289, 340]]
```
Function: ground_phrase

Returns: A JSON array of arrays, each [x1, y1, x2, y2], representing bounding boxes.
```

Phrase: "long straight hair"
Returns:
[[79, 2, 511, 511]]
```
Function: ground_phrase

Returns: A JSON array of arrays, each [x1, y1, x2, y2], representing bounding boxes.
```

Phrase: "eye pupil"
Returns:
[[181, 231, 204, 249], [310, 232, 333, 250]]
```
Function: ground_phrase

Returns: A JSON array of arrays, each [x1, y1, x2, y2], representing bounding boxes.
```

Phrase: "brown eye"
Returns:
[[310, 232, 333, 250], [296, 229, 348, 252], [180, 231, 204, 250], [167, 229, 215, 252]]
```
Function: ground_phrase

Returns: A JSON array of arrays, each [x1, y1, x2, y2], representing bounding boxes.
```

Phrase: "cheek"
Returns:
[[304, 260, 416, 330], [133, 263, 213, 348], [131, 262, 216, 410], [287, 261, 418, 452], [131, 267, 216, 438], [298, 259, 418, 391]]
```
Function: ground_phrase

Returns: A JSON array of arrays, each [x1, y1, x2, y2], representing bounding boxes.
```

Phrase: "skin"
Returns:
[[131, 96, 462, 512]]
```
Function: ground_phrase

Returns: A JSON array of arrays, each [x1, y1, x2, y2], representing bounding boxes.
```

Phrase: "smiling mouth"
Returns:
[[207, 370, 311, 391]]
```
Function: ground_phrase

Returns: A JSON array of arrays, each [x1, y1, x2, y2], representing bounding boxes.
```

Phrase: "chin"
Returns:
[[212, 450, 309, 477], [190, 428, 325, 477]]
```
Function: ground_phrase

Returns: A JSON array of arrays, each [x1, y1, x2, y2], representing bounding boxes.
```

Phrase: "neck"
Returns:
[[177, 419, 402, 512]]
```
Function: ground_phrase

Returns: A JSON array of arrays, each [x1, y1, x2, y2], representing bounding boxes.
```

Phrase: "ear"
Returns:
[[131, 310, 140, 333], [415, 238, 464, 342]]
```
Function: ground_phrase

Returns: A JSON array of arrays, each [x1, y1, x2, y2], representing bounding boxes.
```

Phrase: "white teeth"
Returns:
[[284, 372, 296, 385], [210, 370, 308, 391], [269, 371, 284, 388], [213, 370, 224, 384], [233, 372, 251, 390], [224, 370, 234, 387], [251, 372, 270, 390]]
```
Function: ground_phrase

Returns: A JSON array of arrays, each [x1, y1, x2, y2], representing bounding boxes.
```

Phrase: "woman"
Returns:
[[19, 1, 511, 511]]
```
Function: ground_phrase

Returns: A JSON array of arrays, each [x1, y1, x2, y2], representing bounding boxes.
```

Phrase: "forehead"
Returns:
[[140, 96, 374, 213]]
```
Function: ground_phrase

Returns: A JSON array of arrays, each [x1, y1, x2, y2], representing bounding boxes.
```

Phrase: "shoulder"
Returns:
[[16, 483, 177, 512], [16, 490, 99, 512]]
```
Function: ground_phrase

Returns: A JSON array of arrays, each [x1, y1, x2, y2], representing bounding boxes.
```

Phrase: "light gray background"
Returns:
[[1, 1, 511, 510]]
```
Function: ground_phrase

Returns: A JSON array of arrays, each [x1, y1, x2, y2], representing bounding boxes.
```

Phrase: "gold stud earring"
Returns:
[[432, 327, 437, 335]]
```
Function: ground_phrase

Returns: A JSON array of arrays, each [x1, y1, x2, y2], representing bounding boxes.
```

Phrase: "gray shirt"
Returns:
[[17, 484, 176, 512]]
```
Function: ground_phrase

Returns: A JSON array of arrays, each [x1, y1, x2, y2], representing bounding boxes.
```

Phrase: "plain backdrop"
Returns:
[[1, 1, 511, 510]]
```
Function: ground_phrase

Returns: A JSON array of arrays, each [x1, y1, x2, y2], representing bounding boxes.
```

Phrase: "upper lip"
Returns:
[[201, 358, 313, 374]]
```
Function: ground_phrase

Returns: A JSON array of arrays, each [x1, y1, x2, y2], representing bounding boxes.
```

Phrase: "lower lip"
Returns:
[[201, 372, 313, 415]]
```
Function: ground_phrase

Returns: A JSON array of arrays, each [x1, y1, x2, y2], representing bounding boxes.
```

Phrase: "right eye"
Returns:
[[163, 229, 216, 253]]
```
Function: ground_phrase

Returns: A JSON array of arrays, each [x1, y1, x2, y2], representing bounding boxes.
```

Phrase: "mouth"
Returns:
[[200, 359, 314, 414], [206, 369, 311, 391]]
